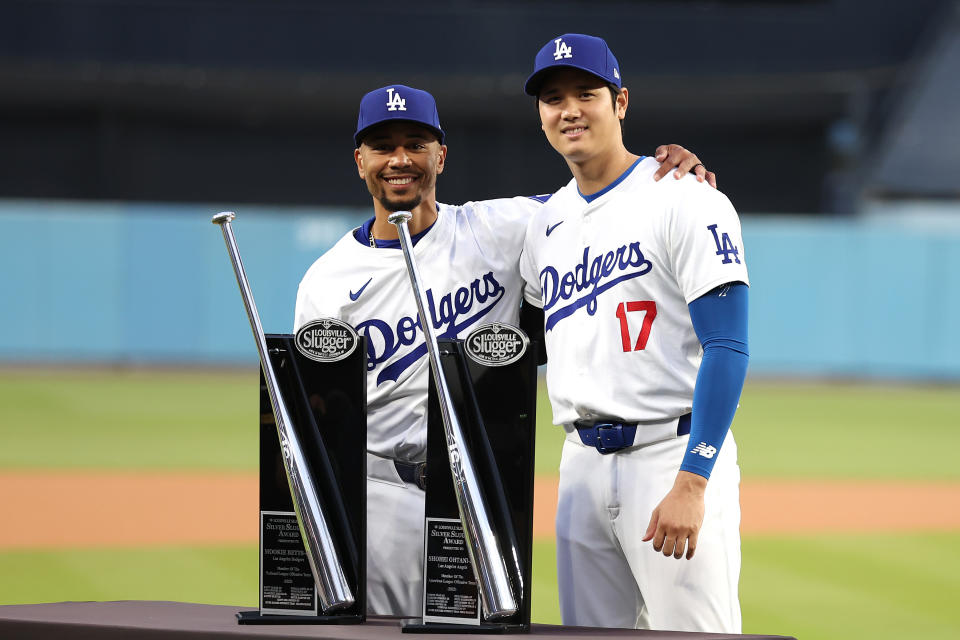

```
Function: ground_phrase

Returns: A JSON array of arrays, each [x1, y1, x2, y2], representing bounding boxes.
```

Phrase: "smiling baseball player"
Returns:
[[294, 84, 716, 616], [519, 35, 750, 632]]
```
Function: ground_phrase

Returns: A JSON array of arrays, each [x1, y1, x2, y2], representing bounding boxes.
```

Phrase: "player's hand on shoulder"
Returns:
[[642, 470, 707, 560], [653, 144, 717, 189]]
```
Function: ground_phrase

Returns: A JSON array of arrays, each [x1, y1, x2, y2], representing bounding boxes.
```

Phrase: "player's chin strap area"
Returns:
[[574, 414, 692, 454]]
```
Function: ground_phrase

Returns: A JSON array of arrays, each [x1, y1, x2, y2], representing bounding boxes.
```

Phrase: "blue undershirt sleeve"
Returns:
[[681, 282, 750, 479]]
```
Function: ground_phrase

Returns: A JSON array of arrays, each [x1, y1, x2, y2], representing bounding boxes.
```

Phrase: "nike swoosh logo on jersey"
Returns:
[[546, 221, 565, 236], [349, 277, 373, 301]]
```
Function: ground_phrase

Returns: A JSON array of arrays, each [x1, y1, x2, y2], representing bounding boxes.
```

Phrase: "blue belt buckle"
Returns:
[[595, 422, 634, 454]]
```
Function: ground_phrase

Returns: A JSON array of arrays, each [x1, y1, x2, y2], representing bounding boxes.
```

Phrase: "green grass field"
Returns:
[[1, 369, 958, 639], [0, 369, 259, 470]]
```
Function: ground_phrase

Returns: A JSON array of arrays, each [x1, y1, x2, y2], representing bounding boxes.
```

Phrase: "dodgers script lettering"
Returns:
[[356, 272, 505, 384], [541, 242, 652, 331]]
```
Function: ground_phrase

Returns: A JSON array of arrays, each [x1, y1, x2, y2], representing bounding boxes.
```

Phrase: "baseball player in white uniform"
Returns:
[[519, 35, 750, 632], [295, 84, 716, 616]]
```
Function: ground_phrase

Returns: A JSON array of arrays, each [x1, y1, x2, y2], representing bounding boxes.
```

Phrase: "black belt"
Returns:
[[394, 460, 427, 491], [574, 413, 691, 454]]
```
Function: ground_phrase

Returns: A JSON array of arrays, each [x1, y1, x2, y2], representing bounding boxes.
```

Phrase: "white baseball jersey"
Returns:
[[295, 197, 538, 463], [521, 156, 748, 633], [520, 156, 749, 427]]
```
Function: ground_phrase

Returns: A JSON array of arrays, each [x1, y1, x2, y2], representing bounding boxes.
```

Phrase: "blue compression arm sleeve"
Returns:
[[681, 282, 750, 479]]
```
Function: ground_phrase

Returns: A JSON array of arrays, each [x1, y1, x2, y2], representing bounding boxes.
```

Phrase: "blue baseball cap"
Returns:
[[524, 34, 621, 96], [354, 85, 445, 146]]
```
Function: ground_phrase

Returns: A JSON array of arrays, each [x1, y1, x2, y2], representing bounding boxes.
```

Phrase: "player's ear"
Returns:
[[617, 88, 629, 121], [435, 144, 448, 175], [354, 147, 365, 178]]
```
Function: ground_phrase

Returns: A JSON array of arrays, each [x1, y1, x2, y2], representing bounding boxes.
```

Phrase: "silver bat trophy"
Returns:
[[212, 211, 355, 614], [388, 210, 519, 620]]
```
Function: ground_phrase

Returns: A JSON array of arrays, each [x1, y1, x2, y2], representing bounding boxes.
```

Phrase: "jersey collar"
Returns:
[[352, 205, 439, 248], [577, 156, 645, 203]]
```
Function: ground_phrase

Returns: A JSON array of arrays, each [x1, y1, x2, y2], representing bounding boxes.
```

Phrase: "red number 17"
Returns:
[[615, 301, 657, 352]]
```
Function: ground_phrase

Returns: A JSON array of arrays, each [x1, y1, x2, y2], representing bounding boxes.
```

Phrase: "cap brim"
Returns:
[[524, 63, 615, 96], [354, 119, 445, 147]]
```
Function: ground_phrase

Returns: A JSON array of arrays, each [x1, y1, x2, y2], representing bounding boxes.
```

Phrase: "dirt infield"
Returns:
[[1, 471, 958, 549]]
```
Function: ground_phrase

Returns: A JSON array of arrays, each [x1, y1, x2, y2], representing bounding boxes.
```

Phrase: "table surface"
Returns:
[[0, 601, 795, 640]]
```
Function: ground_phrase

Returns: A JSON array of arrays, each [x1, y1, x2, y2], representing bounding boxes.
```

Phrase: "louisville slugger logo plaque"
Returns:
[[463, 323, 528, 367], [295, 319, 359, 363]]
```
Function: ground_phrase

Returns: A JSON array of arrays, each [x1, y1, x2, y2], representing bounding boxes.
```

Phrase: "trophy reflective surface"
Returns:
[[236, 328, 367, 624], [405, 328, 537, 634], [212, 214, 365, 625]]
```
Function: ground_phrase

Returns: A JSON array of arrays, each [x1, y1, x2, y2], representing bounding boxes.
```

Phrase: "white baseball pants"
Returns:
[[555, 428, 741, 632], [365, 455, 426, 616]]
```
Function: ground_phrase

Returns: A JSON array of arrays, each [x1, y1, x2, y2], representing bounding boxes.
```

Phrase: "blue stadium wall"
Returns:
[[2, 200, 958, 380]]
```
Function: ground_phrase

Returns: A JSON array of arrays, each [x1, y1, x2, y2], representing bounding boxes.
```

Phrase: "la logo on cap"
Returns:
[[386, 87, 406, 112], [553, 37, 573, 61]]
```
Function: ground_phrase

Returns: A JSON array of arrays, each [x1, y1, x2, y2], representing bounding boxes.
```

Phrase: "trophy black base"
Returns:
[[401, 619, 529, 634], [236, 611, 364, 625]]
